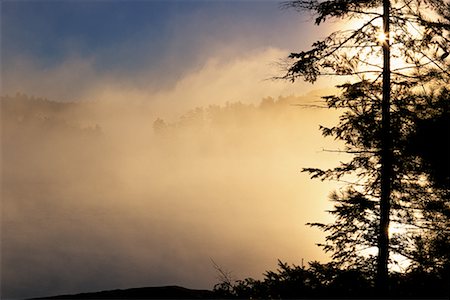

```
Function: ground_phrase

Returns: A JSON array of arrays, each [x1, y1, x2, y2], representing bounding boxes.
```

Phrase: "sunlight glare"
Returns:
[[389, 223, 408, 237], [377, 31, 387, 44]]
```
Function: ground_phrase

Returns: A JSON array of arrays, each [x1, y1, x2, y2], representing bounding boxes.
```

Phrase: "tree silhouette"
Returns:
[[281, 0, 449, 294], [405, 90, 450, 191]]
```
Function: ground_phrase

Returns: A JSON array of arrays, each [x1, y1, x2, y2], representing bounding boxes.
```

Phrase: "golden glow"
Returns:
[[377, 31, 387, 44], [389, 224, 408, 237], [2, 83, 342, 296]]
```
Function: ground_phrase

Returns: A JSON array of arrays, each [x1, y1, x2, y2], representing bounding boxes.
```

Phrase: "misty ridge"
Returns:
[[1, 92, 340, 299]]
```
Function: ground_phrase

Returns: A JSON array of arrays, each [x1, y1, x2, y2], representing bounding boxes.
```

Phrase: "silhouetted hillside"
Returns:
[[31, 286, 214, 299]]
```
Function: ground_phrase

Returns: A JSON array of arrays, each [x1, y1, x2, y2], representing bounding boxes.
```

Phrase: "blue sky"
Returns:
[[2, 1, 313, 83], [1, 0, 334, 102]]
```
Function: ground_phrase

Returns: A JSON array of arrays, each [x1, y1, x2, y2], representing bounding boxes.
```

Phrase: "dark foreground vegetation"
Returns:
[[31, 261, 449, 299], [213, 260, 450, 299], [264, 0, 450, 299]]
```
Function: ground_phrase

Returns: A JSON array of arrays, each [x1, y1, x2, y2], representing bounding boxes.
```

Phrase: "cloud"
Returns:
[[2, 45, 339, 118], [1, 0, 339, 105], [151, 47, 300, 116], [2, 55, 98, 101]]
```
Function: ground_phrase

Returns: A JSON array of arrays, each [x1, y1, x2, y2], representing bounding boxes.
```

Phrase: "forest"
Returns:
[[2, 0, 450, 299]]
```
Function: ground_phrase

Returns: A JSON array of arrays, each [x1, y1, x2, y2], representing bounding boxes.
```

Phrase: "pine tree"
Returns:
[[281, 0, 450, 294]]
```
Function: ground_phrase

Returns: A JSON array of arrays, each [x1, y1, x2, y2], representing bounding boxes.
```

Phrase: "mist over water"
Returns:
[[0, 2, 349, 298], [1, 92, 342, 299]]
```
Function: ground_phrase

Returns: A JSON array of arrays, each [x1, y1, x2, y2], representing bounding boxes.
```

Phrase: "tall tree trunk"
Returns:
[[377, 0, 392, 295]]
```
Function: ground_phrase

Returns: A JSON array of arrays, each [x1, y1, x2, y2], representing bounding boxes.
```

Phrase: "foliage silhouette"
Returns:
[[213, 260, 449, 299], [405, 90, 450, 190], [275, 0, 450, 295]]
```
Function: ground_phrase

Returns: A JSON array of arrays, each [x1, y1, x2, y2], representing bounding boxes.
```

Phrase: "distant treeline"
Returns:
[[1, 93, 102, 135], [152, 95, 307, 134]]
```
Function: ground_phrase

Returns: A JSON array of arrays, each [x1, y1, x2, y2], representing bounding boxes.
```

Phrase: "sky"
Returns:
[[1, 0, 339, 109], [1, 1, 347, 299]]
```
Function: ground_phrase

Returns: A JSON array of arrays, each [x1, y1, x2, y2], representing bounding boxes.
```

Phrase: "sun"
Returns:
[[377, 32, 387, 44]]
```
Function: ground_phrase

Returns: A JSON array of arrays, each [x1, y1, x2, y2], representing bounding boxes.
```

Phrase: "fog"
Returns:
[[1, 85, 345, 298], [0, 1, 355, 297]]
